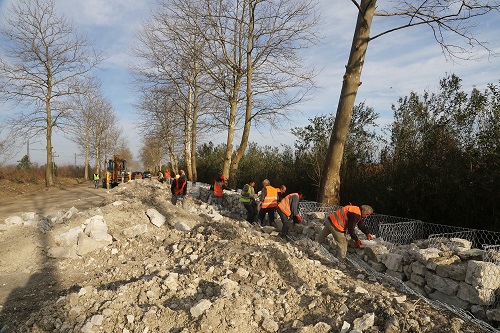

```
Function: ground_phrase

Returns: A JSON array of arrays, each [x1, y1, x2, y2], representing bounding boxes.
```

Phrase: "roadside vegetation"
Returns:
[[0, 164, 86, 198], [3, 75, 498, 232]]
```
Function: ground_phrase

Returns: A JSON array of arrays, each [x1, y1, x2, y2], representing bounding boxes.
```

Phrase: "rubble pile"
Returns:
[[0, 179, 494, 332]]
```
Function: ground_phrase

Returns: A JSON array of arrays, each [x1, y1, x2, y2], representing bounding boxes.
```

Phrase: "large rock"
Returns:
[[383, 253, 404, 272], [364, 244, 388, 263], [465, 260, 500, 289], [413, 247, 441, 264], [435, 262, 467, 281], [425, 271, 460, 296], [77, 232, 107, 256], [457, 282, 496, 306], [146, 208, 166, 227]]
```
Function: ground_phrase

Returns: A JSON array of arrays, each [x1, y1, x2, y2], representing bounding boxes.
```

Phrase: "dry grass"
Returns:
[[0, 165, 88, 198]]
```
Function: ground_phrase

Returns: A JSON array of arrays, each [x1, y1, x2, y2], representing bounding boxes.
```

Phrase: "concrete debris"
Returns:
[[0, 179, 495, 333]]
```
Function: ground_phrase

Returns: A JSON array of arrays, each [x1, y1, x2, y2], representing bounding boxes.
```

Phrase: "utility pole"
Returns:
[[52, 151, 59, 177]]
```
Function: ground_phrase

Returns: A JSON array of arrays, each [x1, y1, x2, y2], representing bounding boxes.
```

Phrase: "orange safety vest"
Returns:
[[213, 181, 223, 197], [329, 205, 361, 233], [277, 193, 299, 217], [261, 185, 279, 208], [165, 171, 171, 178], [173, 179, 187, 195]]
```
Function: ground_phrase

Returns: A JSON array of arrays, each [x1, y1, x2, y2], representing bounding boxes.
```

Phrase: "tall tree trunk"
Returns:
[[45, 96, 54, 187], [230, 1, 255, 188], [184, 86, 193, 180], [318, 0, 376, 205], [223, 101, 237, 181], [190, 84, 199, 181], [84, 127, 90, 180]]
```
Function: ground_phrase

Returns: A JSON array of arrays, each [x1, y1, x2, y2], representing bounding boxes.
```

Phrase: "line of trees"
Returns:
[[1, 0, 498, 217], [193, 74, 499, 231], [134, 0, 499, 205], [0, 0, 133, 182], [132, 0, 320, 184]]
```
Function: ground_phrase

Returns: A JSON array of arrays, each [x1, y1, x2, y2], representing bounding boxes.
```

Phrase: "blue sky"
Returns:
[[1, 0, 499, 166]]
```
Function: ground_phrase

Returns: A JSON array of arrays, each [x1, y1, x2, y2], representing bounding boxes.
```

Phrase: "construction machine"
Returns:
[[104, 154, 129, 188]]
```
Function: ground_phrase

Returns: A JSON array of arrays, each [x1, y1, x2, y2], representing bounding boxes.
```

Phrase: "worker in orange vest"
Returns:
[[277, 192, 304, 238], [209, 175, 233, 210], [257, 179, 281, 227], [316, 204, 373, 259], [170, 174, 187, 208], [164, 170, 172, 184]]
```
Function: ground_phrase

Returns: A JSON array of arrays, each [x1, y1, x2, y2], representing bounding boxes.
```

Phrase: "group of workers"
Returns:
[[238, 178, 374, 259], [167, 172, 374, 260]]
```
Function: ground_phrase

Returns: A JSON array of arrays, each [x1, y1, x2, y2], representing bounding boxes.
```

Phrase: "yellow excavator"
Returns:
[[104, 154, 130, 188]]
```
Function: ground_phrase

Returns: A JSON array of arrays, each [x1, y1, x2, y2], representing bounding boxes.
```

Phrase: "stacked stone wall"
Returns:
[[303, 212, 500, 325]]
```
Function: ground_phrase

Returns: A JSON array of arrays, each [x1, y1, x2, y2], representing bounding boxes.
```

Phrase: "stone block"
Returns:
[[426, 255, 460, 271], [404, 281, 427, 297], [435, 262, 467, 281], [486, 309, 500, 322], [146, 208, 166, 227], [386, 269, 406, 281], [77, 232, 107, 256], [410, 273, 426, 287], [428, 290, 469, 310], [457, 282, 496, 306], [465, 260, 500, 289], [448, 238, 472, 250], [383, 253, 404, 272], [84, 215, 108, 235], [410, 261, 427, 275], [364, 244, 388, 263], [425, 271, 460, 296], [413, 248, 441, 265], [457, 249, 484, 261], [368, 260, 386, 272]]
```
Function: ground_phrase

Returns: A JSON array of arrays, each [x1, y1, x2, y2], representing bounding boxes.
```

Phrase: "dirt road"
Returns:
[[0, 181, 111, 309], [0, 181, 108, 222]]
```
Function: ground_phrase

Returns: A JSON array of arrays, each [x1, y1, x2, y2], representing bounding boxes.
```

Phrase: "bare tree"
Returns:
[[0, 125, 18, 166], [179, 0, 320, 184], [66, 77, 107, 180], [140, 135, 164, 172], [132, 2, 215, 181], [132, 0, 319, 184], [98, 116, 126, 173], [0, 0, 103, 187], [318, 0, 500, 205], [134, 88, 185, 174]]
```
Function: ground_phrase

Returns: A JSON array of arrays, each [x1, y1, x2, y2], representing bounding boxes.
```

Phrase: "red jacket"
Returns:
[[171, 178, 187, 195]]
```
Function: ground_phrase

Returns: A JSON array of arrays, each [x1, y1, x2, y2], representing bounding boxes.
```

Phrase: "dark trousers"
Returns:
[[277, 209, 291, 236], [243, 202, 257, 223], [258, 207, 276, 227]]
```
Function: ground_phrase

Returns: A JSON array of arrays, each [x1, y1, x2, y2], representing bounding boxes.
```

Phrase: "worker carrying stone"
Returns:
[[276, 192, 304, 239]]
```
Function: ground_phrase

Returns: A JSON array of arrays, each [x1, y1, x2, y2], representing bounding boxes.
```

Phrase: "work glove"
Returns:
[[355, 239, 362, 248], [293, 215, 302, 224], [366, 234, 372, 240]]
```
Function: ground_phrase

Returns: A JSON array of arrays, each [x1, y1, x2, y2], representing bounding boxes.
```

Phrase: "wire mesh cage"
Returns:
[[483, 245, 500, 265], [299, 200, 340, 215]]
